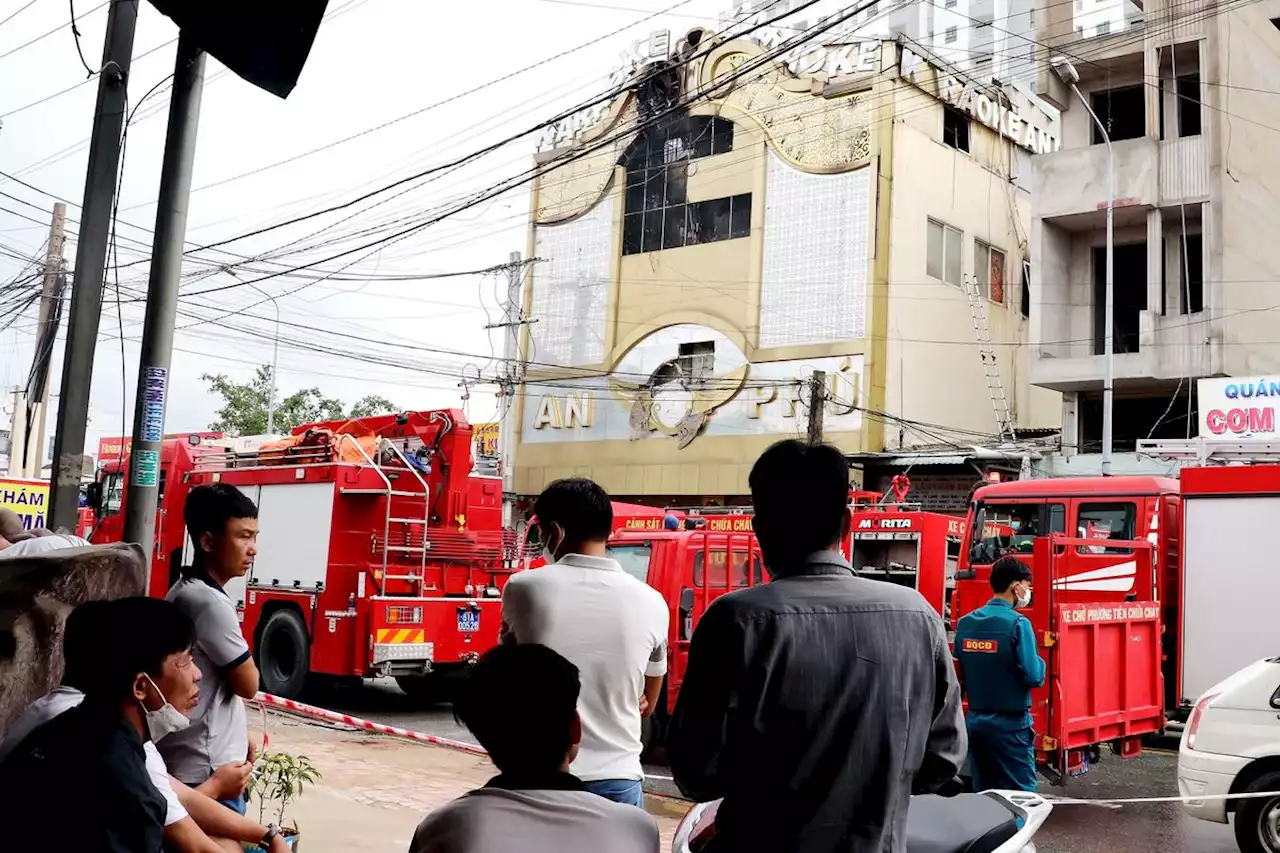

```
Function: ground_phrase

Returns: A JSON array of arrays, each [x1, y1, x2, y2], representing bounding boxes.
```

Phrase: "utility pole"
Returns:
[[248, 284, 281, 434], [48, 0, 139, 530], [496, 252, 521, 529], [23, 203, 68, 479], [122, 36, 206, 566], [806, 370, 826, 446]]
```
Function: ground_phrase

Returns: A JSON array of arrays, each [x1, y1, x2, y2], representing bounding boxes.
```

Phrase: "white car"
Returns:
[[1178, 657, 1280, 853]]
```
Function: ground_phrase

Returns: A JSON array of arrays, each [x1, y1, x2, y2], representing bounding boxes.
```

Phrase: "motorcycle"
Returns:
[[672, 788, 1052, 853]]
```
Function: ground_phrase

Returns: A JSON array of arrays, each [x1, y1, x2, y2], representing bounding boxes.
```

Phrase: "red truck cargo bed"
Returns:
[[1052, 601, 1164, 750]]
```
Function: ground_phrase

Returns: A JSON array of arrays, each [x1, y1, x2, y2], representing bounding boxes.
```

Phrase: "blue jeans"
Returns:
[[582, 778, 645, 808], [218, 794, 247, 815], [966, 722, 1038, 793]]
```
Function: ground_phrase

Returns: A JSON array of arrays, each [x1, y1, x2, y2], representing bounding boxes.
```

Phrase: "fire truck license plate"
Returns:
[[458, 610, 480, 633]]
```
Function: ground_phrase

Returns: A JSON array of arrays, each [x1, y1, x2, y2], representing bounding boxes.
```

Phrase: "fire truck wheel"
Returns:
[[1235, 770, 1280, 853], [258, 609, 310, 699]]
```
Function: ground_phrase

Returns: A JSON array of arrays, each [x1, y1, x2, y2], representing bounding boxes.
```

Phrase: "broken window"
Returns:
[[1020, 258, 1031, 318], [927, 219, 963, 286], [1091, 85, 1145, 143], [1183, 232, 1203, 313], [1178, 73, 1202, 137], [621, 115, 748, 255], [943, 106, 970, 152], [975, 240, 1007, 303], [678, 341, 715, 384], [1092, 243, 1147, 354]]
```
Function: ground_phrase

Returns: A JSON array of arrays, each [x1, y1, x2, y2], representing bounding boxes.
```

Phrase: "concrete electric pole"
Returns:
[[121, 36, 206, 564], [48, 0, 139, 530], [496, 252, 524, 530], [22, 203, 68, 479], [807, 370, 826, 446]]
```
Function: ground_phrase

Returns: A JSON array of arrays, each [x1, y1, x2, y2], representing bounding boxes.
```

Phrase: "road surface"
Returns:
[[320, 678, 1241, 853]]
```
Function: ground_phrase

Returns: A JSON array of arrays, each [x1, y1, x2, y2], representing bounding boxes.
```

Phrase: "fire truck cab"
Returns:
[[844, 485, 967, 628], [605, 516, 761, 754], [86, 410, 521, 702], [957, 476, 1178, 778], [605, 485, 967, 755]]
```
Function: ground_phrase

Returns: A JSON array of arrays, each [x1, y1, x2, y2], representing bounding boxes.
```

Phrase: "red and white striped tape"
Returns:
[[250, 692, 488, 757], [248, 692, 677, 782]]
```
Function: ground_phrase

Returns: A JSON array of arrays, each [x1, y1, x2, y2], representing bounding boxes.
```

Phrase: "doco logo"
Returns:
[[961, 639, 999, 653]]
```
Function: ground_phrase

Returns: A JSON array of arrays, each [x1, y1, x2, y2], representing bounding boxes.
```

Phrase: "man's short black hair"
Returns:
[[184, 483, 258, 545], [454, 644, 580, 774], [990, 556, 1033, 593], [80, 598, 194, 703], [533, 478, 613, 544], [62, 600, 114, 691], [749, 440, 850, 574]]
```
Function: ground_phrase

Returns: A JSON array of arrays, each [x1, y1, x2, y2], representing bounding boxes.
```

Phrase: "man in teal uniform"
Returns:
[[954, 556, 1046, 792]]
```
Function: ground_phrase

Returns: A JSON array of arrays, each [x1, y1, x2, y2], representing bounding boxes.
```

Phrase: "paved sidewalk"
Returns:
[[262, 715, 687, 852]]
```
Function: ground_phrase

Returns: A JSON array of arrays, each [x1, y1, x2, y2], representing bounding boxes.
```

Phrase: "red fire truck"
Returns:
[[605, 517, 762, 755], [86, 410, 522, 701], [955, 475, 1176, 778], [607, 485, 970, 755]]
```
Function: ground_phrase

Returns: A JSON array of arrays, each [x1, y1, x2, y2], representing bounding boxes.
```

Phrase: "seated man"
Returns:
[[0, 598, 288, 853], [0, 527, 93, 558], [410, 644, 659, 853]]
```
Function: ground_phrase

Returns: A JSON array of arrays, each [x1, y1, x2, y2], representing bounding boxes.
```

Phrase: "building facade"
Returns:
[[1030, 0, 1280, 467], [512, 30, 1062, 502]]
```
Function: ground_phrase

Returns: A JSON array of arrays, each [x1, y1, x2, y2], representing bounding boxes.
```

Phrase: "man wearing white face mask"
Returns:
[[0, 598, 289, 853], [954, 556, 1046, 793], [500, 478, 669, 808]]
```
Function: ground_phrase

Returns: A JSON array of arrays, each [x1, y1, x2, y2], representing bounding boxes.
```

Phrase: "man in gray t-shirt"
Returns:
[[411, 644, 658, 853], [159, 483, 261, 815]]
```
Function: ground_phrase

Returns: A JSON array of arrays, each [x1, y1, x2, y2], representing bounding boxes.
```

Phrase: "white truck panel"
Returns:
[[1182, 494, 1280, 703], [253, 482, 335, 590]]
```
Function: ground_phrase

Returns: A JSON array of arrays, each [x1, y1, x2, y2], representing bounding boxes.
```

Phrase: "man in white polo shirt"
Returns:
[[500, 478, 669, 808]]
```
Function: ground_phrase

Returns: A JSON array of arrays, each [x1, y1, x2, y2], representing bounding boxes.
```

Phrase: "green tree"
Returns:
[[348, 394, 400, 418], [202, 366, 399, 435]]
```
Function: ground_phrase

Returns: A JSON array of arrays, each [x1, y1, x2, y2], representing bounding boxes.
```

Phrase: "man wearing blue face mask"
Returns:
[[954, 556, 1046, 793], [500, 479, 669, 808], [0, 598, 290, 853]]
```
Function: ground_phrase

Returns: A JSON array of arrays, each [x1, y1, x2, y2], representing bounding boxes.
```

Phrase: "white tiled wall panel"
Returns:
[[759, 153, 871, 347], [531, 201, 613, 366]]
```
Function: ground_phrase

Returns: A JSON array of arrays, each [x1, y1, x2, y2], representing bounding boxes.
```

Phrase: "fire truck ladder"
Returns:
[[962, 273, 1017, 442], [1137, 437, 1280, 465], [340, 435, 431, 588]]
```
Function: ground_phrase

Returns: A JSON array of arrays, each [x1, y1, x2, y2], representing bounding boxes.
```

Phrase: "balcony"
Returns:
[[1032, 136, 1159, 224], [1031, 309, 1220, 392], [1159, 135, 1209, 204]]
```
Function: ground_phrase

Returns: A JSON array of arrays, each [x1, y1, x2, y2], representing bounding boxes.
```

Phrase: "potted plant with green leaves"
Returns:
[[245, 750, 322, 851]]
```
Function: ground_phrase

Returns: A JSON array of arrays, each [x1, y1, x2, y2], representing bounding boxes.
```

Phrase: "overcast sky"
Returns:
[[0, 0, 743, 458]]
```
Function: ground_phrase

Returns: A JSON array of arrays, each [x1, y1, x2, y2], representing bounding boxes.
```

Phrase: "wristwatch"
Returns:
[[260, 824, 281, 847]]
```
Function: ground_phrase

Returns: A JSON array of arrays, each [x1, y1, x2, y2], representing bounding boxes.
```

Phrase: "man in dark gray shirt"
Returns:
[[668, 440, 966, 853], [410, 644, 658, 853]]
